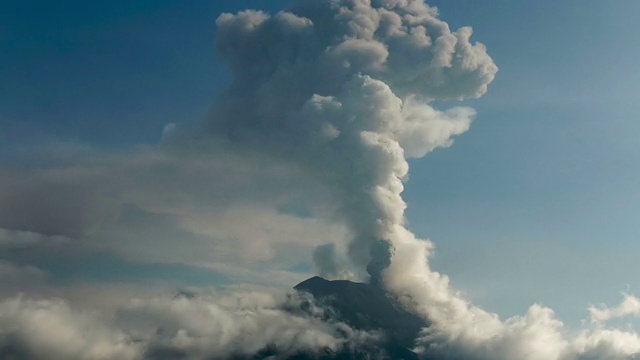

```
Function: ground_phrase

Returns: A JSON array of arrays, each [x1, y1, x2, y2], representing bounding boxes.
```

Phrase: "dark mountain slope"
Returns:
[[217, 276, 433, 360], [285, 276, 428, 359], [294, 276, 426, 348]]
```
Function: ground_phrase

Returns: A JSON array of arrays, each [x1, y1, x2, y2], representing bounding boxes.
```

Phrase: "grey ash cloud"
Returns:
[[171, 0, 497, 283]]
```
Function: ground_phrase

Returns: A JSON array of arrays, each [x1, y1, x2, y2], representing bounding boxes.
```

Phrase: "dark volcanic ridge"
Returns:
[[165, 277, 428, 360], [294, 276, 426, 346], [288, 276, 427, 360]]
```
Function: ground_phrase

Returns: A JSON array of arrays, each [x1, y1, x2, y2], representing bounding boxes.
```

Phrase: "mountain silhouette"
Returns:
[[164, 277, 430, 360], [294, 276, 426, 347], [278, 276, 427, 359]]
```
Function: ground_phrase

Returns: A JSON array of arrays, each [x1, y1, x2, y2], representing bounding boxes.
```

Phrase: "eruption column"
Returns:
[[204, 0, 496, 283]]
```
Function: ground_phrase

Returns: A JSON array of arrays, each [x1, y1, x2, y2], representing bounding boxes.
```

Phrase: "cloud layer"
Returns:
[[0, 289, 375, 360], [0, 146, 345, 284]]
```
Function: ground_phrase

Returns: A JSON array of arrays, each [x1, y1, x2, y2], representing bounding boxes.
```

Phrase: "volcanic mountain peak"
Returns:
[[294, 276, 426, 358]]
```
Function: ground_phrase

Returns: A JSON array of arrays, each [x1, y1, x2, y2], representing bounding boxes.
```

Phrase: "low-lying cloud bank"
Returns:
[[0, 289, 378, 360], [415, 302, 640, 360], [2, 290, 640, 360]]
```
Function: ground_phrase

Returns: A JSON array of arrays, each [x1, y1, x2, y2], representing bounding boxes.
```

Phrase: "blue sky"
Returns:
[[2, 0, 640, 330], [409, 0, 640, 323]]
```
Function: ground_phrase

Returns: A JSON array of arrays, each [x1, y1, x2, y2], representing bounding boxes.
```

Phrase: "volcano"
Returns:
[[230, 276, 427, 359], [283, 276, 426, 359], [294, 276, 426, 347]]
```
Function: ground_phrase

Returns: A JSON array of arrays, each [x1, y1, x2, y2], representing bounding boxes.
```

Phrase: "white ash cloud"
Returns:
[[0, 289, 376, 360], [182, 0, 497, 284]]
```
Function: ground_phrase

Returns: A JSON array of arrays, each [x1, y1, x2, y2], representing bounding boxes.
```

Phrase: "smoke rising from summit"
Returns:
[[179, 0, 497, 284]]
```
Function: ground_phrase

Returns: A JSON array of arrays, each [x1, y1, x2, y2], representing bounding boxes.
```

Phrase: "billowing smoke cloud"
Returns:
[[171, 0, 496, 284]]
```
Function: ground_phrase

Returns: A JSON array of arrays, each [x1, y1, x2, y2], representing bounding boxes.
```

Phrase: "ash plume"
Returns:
[[170, 0, 496, 285], [164, 1, 640, 358]]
